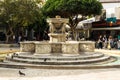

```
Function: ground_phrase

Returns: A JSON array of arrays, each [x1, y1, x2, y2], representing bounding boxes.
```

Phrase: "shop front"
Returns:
[[91, 19, 120, 41]]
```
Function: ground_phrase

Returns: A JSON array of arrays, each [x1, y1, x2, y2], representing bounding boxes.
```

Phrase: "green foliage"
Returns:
[[42, 0, 103, 18], [42, 0, 103, 40], [42, 0, 60, 17], [80, 0, 102, 16], [0, 0, 43, 27], [0, 0, 45, 42], [0, 0, 44, 26], [0, 0, 17, 25], [14, 0, 41, 27]]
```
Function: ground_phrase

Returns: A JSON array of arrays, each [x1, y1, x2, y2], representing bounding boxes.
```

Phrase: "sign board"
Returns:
[[106, 17, 116, 23]]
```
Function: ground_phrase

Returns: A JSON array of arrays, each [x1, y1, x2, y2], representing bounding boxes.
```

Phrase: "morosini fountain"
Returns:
[[0, 16, 119, 69], [20, 16, 95, 55]]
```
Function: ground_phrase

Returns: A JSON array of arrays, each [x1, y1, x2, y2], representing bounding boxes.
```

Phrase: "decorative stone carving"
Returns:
[[47, 16, 69, 42], [62, 41, 79, 54], [20, 41, 35, 53], [49, 22, 66, 34], [20, 41, 95, 54], [51, 43, 62, 53], [35, 42, 51, 54], [79, 41, 95, 52]]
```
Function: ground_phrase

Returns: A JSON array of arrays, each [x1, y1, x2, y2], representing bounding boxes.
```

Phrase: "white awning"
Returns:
[[76, 18, 95, 30], [76, 22, 92, 30]]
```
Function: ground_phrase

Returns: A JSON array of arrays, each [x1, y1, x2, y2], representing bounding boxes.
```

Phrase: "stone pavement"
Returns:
[[95, 49, 120, 56], [0, 46, 120, 80], [0, 44, 20, 53], [0, 47, 20, 52], [0, 67, 120, 80], [0, 43, 19, 47]]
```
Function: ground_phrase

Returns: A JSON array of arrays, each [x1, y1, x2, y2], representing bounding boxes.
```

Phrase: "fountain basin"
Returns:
[[20, 41, 95, 54], [48, 33, 67, 42]]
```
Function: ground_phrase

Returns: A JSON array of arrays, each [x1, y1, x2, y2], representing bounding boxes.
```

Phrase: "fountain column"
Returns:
[[46, 16, 69, 54], [47, 16, 69, 43]]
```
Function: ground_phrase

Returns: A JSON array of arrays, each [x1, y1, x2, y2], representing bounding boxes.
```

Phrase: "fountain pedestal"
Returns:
[[20, 41, 95, 54]]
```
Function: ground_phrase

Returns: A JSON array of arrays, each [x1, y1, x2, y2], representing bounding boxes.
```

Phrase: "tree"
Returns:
[[15, 0, 42, 41], [0, 0, 43, 42], [42, 0, 103, 40], [0, 0, 18, 43]]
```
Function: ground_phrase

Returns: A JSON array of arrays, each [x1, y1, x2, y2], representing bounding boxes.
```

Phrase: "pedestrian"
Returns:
[[18, 35, 22, 44], [108, 36, 113, 50], [102, 35, 108, 49], [97, 35, 103, 49]]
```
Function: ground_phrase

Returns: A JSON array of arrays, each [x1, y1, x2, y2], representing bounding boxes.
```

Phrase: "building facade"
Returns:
[[90, 0, 120, 41]]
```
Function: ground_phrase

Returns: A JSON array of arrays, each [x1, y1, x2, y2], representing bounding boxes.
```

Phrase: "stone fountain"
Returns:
[[1, 16, 117, 69], [20, 16, 95, 54]]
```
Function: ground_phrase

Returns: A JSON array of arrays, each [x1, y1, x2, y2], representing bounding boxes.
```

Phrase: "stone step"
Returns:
[[5, 55, 111, 65], [0, 56, 117, 69], [9, 52, 105, 61], [2, 51, 117, 69]]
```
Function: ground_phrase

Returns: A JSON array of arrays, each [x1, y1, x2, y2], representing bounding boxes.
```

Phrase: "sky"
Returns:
[[102, 3, 120, 18]]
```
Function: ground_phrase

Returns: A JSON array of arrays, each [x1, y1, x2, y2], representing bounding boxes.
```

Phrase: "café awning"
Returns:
[[76, 18, 95, 30]]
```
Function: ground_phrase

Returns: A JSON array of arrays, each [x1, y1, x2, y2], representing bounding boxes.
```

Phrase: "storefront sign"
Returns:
[[106, 17, 116, 23]]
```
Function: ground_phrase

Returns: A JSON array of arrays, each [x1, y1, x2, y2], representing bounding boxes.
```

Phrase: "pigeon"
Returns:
[[13, 53, 18, 57], [15, 53, 18, 56], [44, 58, 47, 62], [19, 70, 25, 76], [0, 60, 4, 62], [13, 53, 16, 56], [10, 48, 12, 51], [7, 54, 9, 56]]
